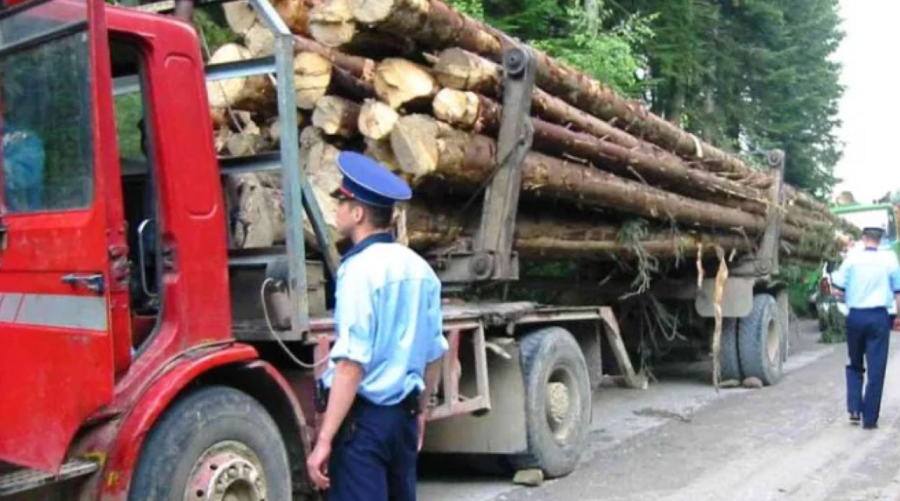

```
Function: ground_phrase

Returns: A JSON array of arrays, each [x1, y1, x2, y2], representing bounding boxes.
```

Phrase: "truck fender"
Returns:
[[95, 345, 309, 500]]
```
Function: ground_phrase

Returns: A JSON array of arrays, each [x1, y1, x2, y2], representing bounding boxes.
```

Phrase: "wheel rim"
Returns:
[[545, 366, 579, 444], [766, 317, 780, 365], [185, 441, 267, 501]]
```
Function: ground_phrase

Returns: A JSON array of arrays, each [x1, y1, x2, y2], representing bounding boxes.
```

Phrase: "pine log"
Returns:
[[329, 64, 376, 102], [206, 44, 261, 109], [358, 99, 400, 140], [223, 1, 258, 35], [294, 52, 333, 109], [405, 206, 754, 260], [273, 0, 311, 34], [312, 95, 362, 136], [294, 35, 376, 82], [245, 22, 276, 56], [308, 0, 356, 48], [390, 115, 803, 239], [373, 58, 438, 109], [352, 0, 771, 187], [433, 89, 769, 213], [364, 138, 405, 174]]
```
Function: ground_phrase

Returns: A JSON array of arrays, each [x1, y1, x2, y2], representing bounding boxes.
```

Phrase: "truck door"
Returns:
[[0, 0, 124, 472]]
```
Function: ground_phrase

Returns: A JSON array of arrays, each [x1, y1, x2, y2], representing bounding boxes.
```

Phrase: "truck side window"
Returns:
[[0, 31, 93, 213]]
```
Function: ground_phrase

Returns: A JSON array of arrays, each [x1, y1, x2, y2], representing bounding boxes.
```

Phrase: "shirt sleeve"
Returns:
[[889, 254, 900, 294], [426, 280, 448, 363], [330, 267, 376, 367], [831, 257, 851, 290]]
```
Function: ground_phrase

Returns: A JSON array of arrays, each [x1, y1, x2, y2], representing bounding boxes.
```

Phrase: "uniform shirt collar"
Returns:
[[342, 232, 394, 262]]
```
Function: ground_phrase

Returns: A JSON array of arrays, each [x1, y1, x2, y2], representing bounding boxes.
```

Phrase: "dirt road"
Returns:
[[419, 323, 900, 501]]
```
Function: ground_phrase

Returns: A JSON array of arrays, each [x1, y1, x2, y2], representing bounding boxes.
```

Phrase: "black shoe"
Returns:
[[863, 423, 878, 430], [849, 412, 861, 424]]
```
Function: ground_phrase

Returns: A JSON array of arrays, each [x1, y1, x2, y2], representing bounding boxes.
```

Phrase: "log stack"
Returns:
[[209, 0, 847, 270]]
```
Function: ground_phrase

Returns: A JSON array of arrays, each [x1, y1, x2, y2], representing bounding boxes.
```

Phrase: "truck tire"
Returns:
[[720, 318, 742, 382], [510, 327, 591, 478], [129, 386, 291, 501], [738, 294, 783, 386]]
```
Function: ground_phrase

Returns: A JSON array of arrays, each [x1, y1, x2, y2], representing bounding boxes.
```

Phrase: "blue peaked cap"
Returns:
[[332, 151, 412, 207]]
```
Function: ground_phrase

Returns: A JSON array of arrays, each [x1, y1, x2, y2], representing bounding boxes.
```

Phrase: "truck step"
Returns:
[[0, 459, 99, 496]]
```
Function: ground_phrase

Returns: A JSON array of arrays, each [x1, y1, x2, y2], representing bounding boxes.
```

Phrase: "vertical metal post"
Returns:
[[759, 149, 785, 276], [471, 46, 536, 281], [249, 0, 308, 330]]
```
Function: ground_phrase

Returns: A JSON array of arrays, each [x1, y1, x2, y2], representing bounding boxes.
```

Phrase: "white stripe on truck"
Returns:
[[0, 293, 107, 331]]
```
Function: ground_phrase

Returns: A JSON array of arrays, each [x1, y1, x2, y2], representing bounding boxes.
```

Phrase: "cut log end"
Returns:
[[433, 47, 499, 92], [245, 22, 275, 57], [358, 99, 400, 140], [309, 0, 357, 48], [390, 114, 440, 178], [206, 43, 254, 108], [349, 0, 396, 24], [223, 0, 257, 34], [374, 58, 437, 109], [365, 138, 404, 174], [433, 88, 480, 130], [312, 95, 362, 137], [294, 52, 333, 110]]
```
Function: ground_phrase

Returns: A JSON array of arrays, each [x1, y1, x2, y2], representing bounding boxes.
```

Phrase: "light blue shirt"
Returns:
[[322, 233, 448, 405], [832, 246, 900, 310]]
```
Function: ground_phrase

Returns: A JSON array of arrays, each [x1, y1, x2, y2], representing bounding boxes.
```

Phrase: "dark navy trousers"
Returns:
[[846, 307, 892, 427], [327, 400, 418, 501]]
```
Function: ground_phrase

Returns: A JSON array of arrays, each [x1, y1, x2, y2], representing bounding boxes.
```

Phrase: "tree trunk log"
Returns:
[[312, 95, 362, 136], [308, 0, 356, 48], [373, 58, 438, 109], [433, 89, 769, 213], [353, 0, 770, 187], [293, 35, 376, 83], [390, 115, 802, 239], [358, 99, 400, 140], [405, 205, 754, 260], [294, 52, 333, 109]]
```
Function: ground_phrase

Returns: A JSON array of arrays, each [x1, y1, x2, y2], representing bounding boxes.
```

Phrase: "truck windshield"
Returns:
[[0, 0, 92, 213]]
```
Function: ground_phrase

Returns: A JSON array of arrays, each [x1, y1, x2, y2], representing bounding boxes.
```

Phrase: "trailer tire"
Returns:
[[129, 386, 291, 501], [720, 318, 742, 382], [510, 327, 591, 478], [738, 294, 783, 386]]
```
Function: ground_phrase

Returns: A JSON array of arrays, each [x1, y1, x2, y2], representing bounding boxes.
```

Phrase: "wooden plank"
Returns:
[[599, 307, 648, 390]]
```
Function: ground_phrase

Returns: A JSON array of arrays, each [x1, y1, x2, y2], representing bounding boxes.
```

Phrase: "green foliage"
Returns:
[[819, 303, 846, 344], [195, 7, 241, 55], [445, 0, 485, 20]]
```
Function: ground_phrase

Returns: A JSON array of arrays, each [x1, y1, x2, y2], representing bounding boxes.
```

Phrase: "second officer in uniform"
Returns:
[[306, 152, 448, 500]]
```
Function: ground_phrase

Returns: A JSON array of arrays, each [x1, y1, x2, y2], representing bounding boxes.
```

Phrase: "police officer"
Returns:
[[831, 223, 900, 429], [306, 152, 448, 500]]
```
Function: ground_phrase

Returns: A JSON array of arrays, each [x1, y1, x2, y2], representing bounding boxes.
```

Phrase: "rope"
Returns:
[[261, 278, 328, 369]]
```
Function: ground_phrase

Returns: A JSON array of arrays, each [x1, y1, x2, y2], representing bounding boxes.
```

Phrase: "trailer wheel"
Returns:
[[510, 327, 591, 478], [129, 386, 290, 501], [719, 318, 742, 382], [738, 294, 783, 386]]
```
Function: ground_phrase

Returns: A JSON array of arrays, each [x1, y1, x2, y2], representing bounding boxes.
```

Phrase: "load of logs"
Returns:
[[211, 0, 851, 270]]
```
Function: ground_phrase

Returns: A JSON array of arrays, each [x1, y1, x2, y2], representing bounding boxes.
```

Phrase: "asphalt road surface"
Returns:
[[419, 322, 900, 501]]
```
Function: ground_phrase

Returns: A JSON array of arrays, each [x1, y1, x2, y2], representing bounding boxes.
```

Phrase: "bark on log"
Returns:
[[433, 89, 769, 213], [353, 0, 769, 187], [312, 95, 362, 136], [390, 115, 803, 239], [358, 99, 400, 140], [294, 52, 333, 109], [329, 64, 376, 102], [308, 0, 356, 48], [373, 58, 438, 109], [405, 206, 754, 260]]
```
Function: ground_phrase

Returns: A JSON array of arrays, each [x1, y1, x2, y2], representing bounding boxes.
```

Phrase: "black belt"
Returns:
[[315, 381, 420, 415]]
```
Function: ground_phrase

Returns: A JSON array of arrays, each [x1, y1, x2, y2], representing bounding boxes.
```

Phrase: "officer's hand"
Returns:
[[893, 317, 900, 332], [306, 441, 332, 490], [417, 413, 427, 452]]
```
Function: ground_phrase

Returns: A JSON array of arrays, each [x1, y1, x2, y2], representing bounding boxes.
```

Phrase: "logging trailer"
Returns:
[[0, 0, 795, 498]]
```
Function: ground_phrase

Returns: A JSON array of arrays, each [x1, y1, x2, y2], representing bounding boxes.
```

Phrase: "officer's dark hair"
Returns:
[[863, 228, 885, 242], [352, 201, 393, 230]]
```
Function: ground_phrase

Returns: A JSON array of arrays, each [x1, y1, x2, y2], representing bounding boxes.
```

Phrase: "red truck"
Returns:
[[0, 0, 793, 498]]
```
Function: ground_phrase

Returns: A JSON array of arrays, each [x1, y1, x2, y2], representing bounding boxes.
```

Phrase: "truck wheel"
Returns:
[[738, 294, 783, 386], [129, 386, 291, 501], [719, 318, 742, 382], [510, 327, 591, 478]]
